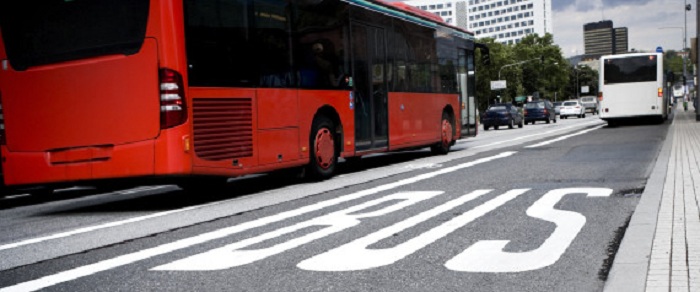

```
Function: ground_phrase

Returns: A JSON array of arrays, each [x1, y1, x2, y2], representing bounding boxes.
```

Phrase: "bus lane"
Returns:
[[0, 118, 669, 292]]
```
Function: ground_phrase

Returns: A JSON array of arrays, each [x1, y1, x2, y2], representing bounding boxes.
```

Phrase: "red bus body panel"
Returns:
[[388, 92, 459, 149], [0, 0, 469, 187]]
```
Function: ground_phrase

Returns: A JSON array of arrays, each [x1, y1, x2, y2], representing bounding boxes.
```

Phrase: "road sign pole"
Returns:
[[697, 0, 700, 120]]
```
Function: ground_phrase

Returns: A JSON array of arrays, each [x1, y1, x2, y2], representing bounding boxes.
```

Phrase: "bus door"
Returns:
[[458, 48, 477, 137], [351, 23, 388, 151]]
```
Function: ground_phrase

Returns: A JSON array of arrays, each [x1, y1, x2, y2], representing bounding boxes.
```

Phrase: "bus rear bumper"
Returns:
[[1, 140, 159, 186]]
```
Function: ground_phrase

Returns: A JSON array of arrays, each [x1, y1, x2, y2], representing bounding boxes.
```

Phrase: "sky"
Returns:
[[553, 0, 697, 57]]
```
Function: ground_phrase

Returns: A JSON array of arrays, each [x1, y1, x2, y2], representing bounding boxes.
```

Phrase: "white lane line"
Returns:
[[525, 125, 604, 148], [0, 186, 173, 251], [0, 151, 516, 292], [469, 120, 603, 149]]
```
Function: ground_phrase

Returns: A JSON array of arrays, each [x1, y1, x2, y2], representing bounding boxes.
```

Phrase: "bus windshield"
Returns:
[[0, 0, 149, 71], [603, 55, 657, 85]]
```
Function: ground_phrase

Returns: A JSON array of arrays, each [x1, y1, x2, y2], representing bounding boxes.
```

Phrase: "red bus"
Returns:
[[0, 0, 485, 194]]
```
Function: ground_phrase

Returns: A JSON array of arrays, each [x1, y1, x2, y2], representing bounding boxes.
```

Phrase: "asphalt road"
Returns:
[[0, 115, 670, 292]]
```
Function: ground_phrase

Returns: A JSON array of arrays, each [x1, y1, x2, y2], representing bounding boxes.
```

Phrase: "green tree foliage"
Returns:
[[475, 38, 514, 111], [475, 33, 569, 111], [664, 50, 693, 78], [512, 34, 569, 101], [565, 65, 598, 100]]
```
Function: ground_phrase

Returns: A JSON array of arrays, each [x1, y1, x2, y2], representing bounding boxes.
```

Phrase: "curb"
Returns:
[[603, 116, 675, 291]]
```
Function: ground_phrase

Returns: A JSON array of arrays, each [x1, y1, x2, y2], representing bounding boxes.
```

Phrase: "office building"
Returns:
[[614, 27, 629, 54], [583, 20, 629, 55], [405, 0, 554, 45]]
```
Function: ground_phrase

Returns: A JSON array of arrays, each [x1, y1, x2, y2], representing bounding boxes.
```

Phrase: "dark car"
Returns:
[[524, 100, 556, 125], [481, 103, 523, 130]]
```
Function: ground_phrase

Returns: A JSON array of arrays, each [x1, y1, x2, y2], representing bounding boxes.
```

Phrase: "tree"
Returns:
[[566, 65, 598, 99], [475, 38, 515, 112], [512, 33, 569, 101], [475, 33, 570, 111]]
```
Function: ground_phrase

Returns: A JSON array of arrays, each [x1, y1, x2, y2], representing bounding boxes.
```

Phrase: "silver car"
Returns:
[[580, 96, 598, 114], [553, 101, 563, 116]]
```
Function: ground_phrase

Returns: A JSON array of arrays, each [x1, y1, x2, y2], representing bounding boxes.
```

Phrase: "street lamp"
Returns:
[[573, 65, 582, 99], [498, 57, 542, 80], [575, 67, 579, 99]]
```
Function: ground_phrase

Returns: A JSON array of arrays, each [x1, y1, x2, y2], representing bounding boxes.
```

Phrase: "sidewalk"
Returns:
[[605, 103, 700, 292]]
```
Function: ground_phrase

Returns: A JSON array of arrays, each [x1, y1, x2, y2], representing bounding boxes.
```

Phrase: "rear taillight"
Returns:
[[0, 91, 5, 145], [523, 109, 527, 115], [160, 68, 187, 129], [658, 88, 663, 98], [598, 92, 603, 101]]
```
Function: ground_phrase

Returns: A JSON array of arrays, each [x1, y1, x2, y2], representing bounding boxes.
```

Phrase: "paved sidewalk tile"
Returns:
[[605, 103, 700, 292], [644, 104, 700, 292]]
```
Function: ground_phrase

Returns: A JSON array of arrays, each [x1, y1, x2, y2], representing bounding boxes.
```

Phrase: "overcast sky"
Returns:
[[553, 0, 697, 57]]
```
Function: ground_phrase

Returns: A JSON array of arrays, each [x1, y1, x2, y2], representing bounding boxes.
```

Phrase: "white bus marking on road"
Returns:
[[297, 189, 527, 271], [0, 152, 516, 292], [445, 188, 612, 272], [153, 191, 443, 270]]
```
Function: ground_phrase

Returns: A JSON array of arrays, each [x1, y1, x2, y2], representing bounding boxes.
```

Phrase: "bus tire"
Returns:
[[307, 116, 337, 180], [431, 112, 453, 155]]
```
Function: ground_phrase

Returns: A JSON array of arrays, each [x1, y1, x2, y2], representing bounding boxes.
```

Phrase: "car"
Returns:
[[523, 99, 556, 125], [559, 100, 586, 119], [481, 103, 523, 130], [579, 96, 598, 114], [553, 101, 563, 116]]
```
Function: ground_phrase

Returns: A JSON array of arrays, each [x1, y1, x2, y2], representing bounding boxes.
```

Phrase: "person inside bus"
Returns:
[[301, 39, 342, 88]]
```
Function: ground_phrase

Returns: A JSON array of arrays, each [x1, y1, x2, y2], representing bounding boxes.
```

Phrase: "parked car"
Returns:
[[579, 96, 598, 114], [524, 100, 556, 124], [560, 100, 586, 119], [481, 103, 523, 130], [553, 101, 563, 116]]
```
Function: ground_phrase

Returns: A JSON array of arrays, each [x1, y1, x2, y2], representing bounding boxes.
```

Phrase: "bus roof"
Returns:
[[343, 0, 475, 40], [600, 52, 662, 59]]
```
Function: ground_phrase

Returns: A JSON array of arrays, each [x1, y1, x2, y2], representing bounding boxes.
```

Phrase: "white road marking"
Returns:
[[404, 163, 442, 169], [0, 186, 174, 251], [152, 191, 444, 270], [471, 120, 602, 149], [297, 189, 528, 271], [525, 125, 604, 148], [445, 188, 612, 272], [0, 152, 515, 292]]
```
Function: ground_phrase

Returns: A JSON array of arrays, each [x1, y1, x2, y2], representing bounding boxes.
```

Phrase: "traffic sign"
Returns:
[[491, 80, 507, 90]]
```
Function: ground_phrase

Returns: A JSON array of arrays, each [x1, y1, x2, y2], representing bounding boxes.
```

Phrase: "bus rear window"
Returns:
[[0, 0, 149, 71], [603, 56, 657, 85]]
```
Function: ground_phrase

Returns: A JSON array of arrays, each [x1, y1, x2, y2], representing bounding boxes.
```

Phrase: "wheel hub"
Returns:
[[441, 119, 452, 146], [315, 129, 334, 169]]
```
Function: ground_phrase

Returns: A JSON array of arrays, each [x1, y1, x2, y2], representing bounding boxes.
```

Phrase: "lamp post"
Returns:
[[575, 67, 579, 99], [573, 65, 582, 99], [696, 0, 700, 120], [685, 3, 692, 89]]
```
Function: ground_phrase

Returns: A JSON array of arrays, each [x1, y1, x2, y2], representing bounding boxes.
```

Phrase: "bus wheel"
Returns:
[[431, 112, 453, 155], [308, 116, 337, 180]]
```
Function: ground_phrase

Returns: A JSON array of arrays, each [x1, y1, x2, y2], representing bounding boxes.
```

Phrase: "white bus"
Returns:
[[672, 83, 685, 99], [598, 53, 668, 125]]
